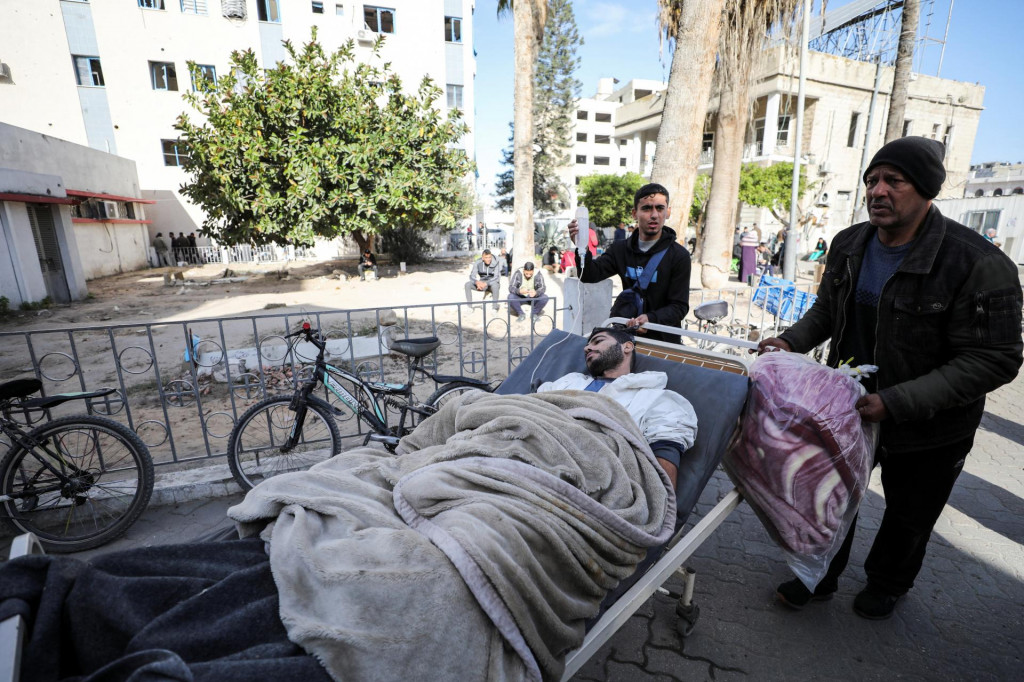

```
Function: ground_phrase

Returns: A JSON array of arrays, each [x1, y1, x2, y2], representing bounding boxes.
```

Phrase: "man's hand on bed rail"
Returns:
[[754, 337, 792, 355], [626, 314, 649, 333]]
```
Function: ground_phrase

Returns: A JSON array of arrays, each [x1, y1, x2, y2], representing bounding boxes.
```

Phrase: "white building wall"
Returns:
[[933, 194, 1024, 265]]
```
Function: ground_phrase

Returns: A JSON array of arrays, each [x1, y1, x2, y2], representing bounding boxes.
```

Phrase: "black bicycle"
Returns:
[[0, 378, 154, 552], [226, 322, 494, 490]]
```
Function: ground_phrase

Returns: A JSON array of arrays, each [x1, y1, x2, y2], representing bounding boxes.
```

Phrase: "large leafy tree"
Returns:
[[174, 33, 472, 252], [495, 0, 581, 217], [577, 172, 646, 227], [497, 0, 548, 269], [651, 0, 727, 247]]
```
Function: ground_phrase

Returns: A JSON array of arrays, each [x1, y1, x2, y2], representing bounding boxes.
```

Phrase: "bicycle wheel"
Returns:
[[420, 381, 493, 423], [0, 415, 154, 553], [227, 395, 341, 491]]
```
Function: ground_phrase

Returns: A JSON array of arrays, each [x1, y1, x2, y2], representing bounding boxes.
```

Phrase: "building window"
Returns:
[[72, 56, 104, 87], [594, 156, 610, 166], [446, 84, 463, 110], [191, 64, 216, 91], [595, 112, 611, 123], [162, 139, 187, 166], [312, 1, 324, 13], [993, 188, 1003, 197], [577, 110, 588, 121], [776, 114, 791, 146], [180, 0, 207, 13], [150, 61, 178, 90], [965, 210, 1001, 233], [847, 112, 861, 147], [575, 154, 587, 164], [257, 0, 281, 22], [702, 131, 714, 152], [942, 125, 953, 155], [575, 176, 582, 186], [931, 123, 941, 140], [138, 0, 166, 9], [364, 5, 395, 33], [594, 134, 611, 144], [619, 158, 627, 167], [336, 4, 344, 15], [444, 16, 462, 42], [974, 189, 984, 197], [576, 132, 587, 142], [902, 119, 912, 137]]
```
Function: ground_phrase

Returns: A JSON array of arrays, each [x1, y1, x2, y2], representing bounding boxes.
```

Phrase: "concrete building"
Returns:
[[1, 123, 151, 306], [964, 162, 1024, 198], [569, 45, 984, 241], [933, 194, 1024, 265], [0, 0, 477, 241]]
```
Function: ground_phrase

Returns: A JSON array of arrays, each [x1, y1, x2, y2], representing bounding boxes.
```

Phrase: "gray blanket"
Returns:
[[228, 389, 675, 681]]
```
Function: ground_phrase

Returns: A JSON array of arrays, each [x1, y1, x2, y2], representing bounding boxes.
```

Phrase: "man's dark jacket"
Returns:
[[780, 205, 1022, 452], [579, 226, 691, 334]]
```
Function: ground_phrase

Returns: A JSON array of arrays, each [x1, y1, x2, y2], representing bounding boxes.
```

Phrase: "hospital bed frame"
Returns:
[[2, 320, 753, 682]]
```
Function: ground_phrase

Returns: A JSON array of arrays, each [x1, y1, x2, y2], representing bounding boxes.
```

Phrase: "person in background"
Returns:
[[358, 249, 379, 281], [560, 248, 578, 278], [542, 246, 560, 274], [614, 222, 627, 242], [759, 136, 1023, 621], [499, 247, 512, 276], [983, 228, 1002, 247], [739, 224, 760, 284], [507, 262, 549, 322], [464, 249, 503, 310], [153, 232, 172, 267]]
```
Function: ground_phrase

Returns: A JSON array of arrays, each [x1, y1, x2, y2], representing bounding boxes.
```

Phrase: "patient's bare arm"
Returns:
[[656, 458, 678, 489]]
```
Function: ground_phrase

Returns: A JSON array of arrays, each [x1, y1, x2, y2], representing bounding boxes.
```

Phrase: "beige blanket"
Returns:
[[228, 389, 675, 681]]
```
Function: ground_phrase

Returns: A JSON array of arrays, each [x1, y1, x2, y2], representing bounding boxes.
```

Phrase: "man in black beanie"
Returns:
[[758, 136, 1022, 620]]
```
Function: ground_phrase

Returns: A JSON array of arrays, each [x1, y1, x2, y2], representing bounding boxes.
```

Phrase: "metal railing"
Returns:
[[0, 300, 559, 470], [163, 245, 317, 266]]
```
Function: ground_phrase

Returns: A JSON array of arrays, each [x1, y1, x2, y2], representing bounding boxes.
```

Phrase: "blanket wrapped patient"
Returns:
[[230, 388, 676, 682], [0, 390, 673, 682]]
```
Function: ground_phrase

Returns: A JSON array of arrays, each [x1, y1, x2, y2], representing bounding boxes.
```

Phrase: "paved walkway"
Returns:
[[4, 371, 1021, 681]]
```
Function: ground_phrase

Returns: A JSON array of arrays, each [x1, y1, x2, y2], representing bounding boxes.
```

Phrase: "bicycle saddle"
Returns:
[[0, 378, 42, 401], [388, 336, 441, 358], [693, 300, 729, 322]]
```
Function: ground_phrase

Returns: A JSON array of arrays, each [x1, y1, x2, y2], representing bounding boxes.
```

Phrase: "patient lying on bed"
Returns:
[[1, 335, 686, 682], [538, 326, 698, 488]]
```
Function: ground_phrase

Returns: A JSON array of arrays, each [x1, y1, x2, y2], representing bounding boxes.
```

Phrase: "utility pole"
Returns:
[[783, 0, 811, 282]]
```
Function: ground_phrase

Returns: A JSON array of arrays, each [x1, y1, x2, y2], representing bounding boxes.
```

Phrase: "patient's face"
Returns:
[[584, 333, 625, 377]]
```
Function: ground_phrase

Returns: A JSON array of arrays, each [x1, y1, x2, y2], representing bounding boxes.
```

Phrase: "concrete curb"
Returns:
[[150, 464, 242, 508]]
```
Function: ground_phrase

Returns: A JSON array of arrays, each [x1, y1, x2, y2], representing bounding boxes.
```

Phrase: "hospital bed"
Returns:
[[1, 323, 752, 682]]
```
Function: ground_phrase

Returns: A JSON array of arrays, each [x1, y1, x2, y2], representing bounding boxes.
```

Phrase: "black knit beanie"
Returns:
[[863, 136, 946, 199]]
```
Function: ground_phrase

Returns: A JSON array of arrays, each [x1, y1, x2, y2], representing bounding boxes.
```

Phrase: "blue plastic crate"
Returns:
[[751, 274, 795, 317], [779, 289, 817, 322]]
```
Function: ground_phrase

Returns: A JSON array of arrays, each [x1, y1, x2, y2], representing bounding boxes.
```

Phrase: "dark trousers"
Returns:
[[822, 435, 972, 596], [508, 292, 549, 317]]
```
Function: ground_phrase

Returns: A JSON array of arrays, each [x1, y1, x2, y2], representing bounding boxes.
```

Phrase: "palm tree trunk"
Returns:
[[512, 1, 540, 268], [652, 0, 726, 246], [884, 0, 919, 142], [701, 82, 748, 289]]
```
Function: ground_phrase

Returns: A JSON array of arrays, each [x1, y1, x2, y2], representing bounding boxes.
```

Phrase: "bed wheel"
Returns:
[[675, 601, 700, 637]]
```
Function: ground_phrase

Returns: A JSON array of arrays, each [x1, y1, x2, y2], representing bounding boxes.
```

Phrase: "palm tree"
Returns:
[[497, 0, 547, 269], [651, 0, 727, 247], [699, 0, 799, 289], [884, 0, 919, 142]]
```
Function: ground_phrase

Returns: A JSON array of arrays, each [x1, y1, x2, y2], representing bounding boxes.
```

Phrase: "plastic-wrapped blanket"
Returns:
[[229, 389, 675, 682], [724, 353, 877, 588]]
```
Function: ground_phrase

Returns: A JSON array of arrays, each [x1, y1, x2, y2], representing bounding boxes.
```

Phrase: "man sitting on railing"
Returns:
[[464, 249, 502, 311], [539, 326, 697, 488], [508, 262, 548, 323]]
